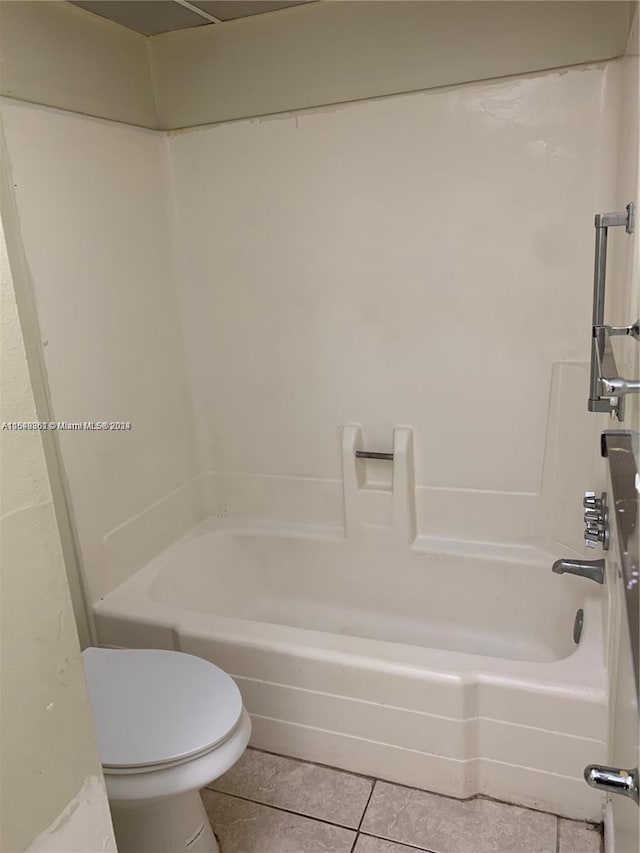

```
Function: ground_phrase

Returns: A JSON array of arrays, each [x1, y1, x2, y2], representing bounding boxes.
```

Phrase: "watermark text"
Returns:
[[2, 421, 132, 431]]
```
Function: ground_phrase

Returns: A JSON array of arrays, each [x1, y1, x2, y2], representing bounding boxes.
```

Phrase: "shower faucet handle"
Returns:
[[583, 491, 605, 511], [585, 522, 610, 550], [584, 507, 606, 523], [583, 491, 609, 550], [585, 525, 608, 547]]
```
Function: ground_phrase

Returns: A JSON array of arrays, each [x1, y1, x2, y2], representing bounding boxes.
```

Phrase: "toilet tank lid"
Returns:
[[82, 647, 243, 769]]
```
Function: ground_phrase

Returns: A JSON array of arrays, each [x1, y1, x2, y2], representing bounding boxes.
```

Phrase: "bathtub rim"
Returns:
[[95, 517, 607, 694]]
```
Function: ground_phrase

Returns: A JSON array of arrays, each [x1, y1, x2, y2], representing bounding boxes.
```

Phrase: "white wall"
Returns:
[[167, 61, 620, 549], [0, 99, 202, 602], [0, 1, 157, 128], [0, 214, 115, 852], [150, 0, 631, 127], [0, 2, 631, 131]]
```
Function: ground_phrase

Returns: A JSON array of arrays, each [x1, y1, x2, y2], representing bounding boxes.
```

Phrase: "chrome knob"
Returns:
[[584, 507, 607, 524], [584, 524, 609, 550], [583, 491, 605, 511]]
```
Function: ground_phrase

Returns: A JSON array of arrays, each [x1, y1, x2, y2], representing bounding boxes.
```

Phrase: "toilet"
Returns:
[[82, 647, 251, 853]]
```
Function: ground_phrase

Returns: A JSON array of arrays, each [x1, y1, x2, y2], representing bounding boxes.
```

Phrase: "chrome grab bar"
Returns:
[[588, 204, 636, 421]]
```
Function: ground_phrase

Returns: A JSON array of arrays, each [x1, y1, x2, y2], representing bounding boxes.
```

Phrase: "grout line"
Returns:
[[357, 779, 377, 832], [206, 789, 363, 834], [367, 775, 603, 826], [208, 746, 602, 844], [240, 746, 603, 824], [356, 774, 564, 822], [358, 832, 438, 852], [245, 729, 600, 809], [248, 745, 377, 782], [349, 778, 379, 853], [207, 785, 437, 853]]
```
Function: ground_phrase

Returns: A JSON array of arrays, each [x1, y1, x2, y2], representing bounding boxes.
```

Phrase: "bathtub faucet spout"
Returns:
[[552, 558, 605, 584]]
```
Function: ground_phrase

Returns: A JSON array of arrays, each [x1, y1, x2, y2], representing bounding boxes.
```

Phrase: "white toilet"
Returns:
[[82, 647, 251, 853]]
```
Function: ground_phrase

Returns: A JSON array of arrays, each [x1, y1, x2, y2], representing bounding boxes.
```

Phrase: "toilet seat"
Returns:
[[83, 647, 243, 771], [103, 708, 252, 806]]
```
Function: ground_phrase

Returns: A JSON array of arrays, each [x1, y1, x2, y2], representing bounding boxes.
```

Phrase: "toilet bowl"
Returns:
[[82, 647, 251, 853]]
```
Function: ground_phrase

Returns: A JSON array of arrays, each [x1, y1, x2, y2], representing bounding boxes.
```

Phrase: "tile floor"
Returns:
[[202, 749, 603, 853]]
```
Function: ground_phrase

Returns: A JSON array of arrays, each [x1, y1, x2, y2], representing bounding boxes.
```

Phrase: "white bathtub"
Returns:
[[95, 519, 608, 820]]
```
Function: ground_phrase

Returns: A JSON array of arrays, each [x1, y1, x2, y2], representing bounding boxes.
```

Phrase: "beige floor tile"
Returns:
[[558, 819, 602, 853], [202, 790, 356, 853], [361, 782, 557, 853], [210, 748, 373, 827], [355, 834, 431, 852]]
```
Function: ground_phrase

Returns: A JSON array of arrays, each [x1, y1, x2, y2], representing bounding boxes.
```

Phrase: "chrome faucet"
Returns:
[[552, 558, 605, 585]]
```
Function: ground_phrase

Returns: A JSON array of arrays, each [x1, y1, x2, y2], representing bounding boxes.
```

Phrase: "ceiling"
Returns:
[[71, 0, 316, 36]]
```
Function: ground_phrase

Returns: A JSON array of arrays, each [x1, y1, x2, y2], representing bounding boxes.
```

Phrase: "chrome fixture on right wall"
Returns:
[[600, 431, 639, 701], [584, 764, 639, 805], [587, 203, 639, 421], [583, 430, 640, 809], [583, 490, 609, 550], [552, 558, 605, 584]]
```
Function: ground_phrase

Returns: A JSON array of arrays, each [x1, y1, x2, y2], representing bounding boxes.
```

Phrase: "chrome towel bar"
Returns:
[[588, 203, 637, 421]]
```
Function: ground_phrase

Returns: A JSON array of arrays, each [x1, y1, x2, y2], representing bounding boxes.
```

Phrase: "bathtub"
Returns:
[[95, 518, 608, 821]]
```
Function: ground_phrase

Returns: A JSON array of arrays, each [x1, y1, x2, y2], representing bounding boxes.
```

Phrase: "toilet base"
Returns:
[[111, 790, 219, 853]]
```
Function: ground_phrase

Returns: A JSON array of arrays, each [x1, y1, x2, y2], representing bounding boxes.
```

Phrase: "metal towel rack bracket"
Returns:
[[588, 203, 638, 421]]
